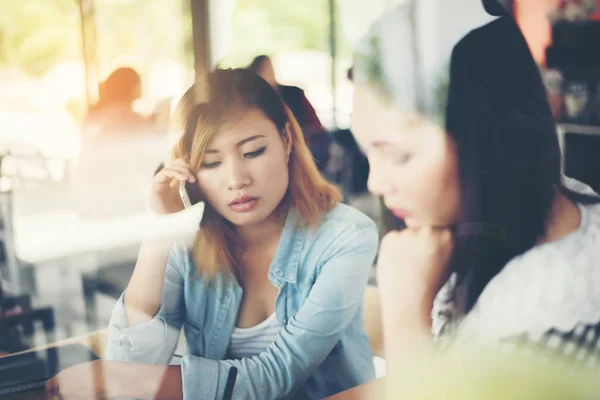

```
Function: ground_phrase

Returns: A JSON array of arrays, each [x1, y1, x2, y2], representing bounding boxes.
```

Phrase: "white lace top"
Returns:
[[432, 178, 600, 365]]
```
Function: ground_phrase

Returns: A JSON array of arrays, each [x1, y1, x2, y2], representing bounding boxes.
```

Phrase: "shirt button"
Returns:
[[119, 337, 134, 350]]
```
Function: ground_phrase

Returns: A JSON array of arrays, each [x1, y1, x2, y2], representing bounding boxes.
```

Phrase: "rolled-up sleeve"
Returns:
[[180, 223, 379, 400], [105, 245, 186, 365]]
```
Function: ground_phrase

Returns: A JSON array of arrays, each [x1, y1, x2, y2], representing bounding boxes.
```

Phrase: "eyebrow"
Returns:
[[205, 134, 266, 154]]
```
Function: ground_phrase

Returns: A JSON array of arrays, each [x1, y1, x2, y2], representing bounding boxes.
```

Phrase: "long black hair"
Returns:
[[445, 16, 600, 312]]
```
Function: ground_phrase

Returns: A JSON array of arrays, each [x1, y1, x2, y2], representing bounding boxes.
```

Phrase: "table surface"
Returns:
[[1, 331, 381, 400], [1, 330, 107, 400]]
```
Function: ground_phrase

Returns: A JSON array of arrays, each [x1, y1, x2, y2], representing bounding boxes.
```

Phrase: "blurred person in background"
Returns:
[[351, 1, 600, 380], [248, 55, 332, 172], [47, 69, 378, 399], [83, 67, 154, 135], [70, 67, 169, 219]]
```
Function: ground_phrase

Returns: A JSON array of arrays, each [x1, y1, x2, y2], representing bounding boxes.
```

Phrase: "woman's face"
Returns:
[[352, 84, 462, 228], [195, 107, 291, 227]]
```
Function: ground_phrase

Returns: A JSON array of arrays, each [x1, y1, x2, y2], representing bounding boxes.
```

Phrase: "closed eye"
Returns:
[[201, 161, 221, 169], [244, 146, 266, 158], [395, 153, 412, 164]]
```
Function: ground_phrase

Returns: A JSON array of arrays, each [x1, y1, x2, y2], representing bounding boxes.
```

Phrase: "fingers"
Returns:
[[155, 160, 196, 185], [166, 163, 195, 179], [405, 225, 453, 239], [170, 158, 190, 168], [163, 166, 195, 182], [382, 226, 453, 249]]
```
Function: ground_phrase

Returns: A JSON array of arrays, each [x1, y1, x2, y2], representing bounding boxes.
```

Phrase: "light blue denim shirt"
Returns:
[[105, 203, 379, 399]]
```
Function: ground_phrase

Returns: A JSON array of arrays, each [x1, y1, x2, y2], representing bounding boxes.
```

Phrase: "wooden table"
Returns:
[[1, 330, 107, 360], [1, 330, 107, 400], [3, 332, 382, 400]]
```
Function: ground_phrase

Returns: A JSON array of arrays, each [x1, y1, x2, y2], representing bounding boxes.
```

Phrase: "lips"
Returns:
[[389, 208, 412, 220], [229, 196, 257, 206], [229, 196, 259, 213]]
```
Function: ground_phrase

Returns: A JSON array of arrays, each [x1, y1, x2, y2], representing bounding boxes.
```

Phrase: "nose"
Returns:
[[227, 157, 251, 191], [367, 157, 396, 197]]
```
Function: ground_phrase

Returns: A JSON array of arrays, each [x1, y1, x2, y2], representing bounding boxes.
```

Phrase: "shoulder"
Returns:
[[279, 84, 305, 99], [306, 204, 378, 257], [291, 205, 378, 287], [322, 203, 378, 232], [279, 84, 303, 94], [457, 200, 600, 343], [456, 17, 512, 51]]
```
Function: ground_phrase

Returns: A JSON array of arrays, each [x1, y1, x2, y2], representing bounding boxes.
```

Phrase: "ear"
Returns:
[[283, 123, 293, 163]]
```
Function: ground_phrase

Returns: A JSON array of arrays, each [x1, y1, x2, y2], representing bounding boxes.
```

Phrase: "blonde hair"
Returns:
[[171, 69, 340, 279]]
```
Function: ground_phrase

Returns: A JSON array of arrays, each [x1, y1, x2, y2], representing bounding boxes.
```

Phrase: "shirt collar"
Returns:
[[268, 208, 305, 287]]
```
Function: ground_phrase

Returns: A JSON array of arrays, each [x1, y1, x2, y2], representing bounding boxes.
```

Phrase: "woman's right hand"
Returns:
[[149, 158, 196, 215], [377, 227, 453, 323]]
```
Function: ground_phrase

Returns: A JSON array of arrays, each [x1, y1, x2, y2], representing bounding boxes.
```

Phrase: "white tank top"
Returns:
[[228, 313, 281, 359]]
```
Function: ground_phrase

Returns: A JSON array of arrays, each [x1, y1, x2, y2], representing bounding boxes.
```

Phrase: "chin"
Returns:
[[403, 217, 419, 228], [226, 213, 262, 227], [226, 208, 275, 227]]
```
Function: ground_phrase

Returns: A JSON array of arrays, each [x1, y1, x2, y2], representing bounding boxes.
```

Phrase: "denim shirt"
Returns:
[[105, 203, 379, 399]]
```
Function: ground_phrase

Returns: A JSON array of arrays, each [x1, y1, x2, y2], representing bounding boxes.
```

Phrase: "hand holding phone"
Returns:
[[179, 179, 204, 208], [150, 159, 202, 215]]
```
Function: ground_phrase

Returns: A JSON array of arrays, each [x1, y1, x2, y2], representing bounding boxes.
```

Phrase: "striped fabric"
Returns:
[[432, 179, 600, 369], [228, 313, 281, 359], [501, 322, 600, 369]]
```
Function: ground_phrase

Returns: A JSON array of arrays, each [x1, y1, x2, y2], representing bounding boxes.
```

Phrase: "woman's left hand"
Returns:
[[45, 360, 167, 399]]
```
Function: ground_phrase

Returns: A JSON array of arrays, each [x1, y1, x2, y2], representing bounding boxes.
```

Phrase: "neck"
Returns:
[[539, 189, 581, 245], [236, 211, 286, 248]]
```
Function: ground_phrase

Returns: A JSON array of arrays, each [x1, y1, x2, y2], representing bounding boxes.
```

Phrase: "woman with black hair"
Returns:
[[351, 6, 600, 372], [248, 55, 332, 172]]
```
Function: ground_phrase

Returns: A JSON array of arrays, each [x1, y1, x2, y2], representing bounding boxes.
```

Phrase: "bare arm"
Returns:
[[381, 286, 435, 372], [124, 240, 174, 325], [123, 158, 198, 325], [377, 228, 453, 372]]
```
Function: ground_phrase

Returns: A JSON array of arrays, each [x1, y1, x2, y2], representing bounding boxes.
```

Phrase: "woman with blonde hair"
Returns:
[[46, 68, 378, 399]]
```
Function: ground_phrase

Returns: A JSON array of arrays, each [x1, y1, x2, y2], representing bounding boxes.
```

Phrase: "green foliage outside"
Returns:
[[0, 0, 193, 77], [220, 0, 331, 67], [1, 0, 351, 77], [93, 0, 193, 76], [0, 0, 81, 76]]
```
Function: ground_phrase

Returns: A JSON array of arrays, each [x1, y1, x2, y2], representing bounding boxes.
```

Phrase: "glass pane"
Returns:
[[0, 0, 87, 353], [0, 0, 196, 360], [219, 0, 338, 127], [94, 0, 194, 115]]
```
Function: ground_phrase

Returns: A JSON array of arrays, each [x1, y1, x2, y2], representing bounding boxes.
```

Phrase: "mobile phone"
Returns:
[[179, 180, 203, 208], [179, 180, 193, 208]]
